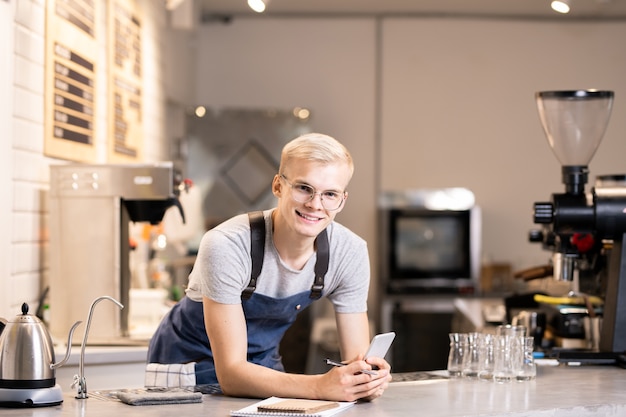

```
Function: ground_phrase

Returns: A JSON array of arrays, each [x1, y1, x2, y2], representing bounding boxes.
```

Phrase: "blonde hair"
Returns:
[[279, 133, 354, 178]]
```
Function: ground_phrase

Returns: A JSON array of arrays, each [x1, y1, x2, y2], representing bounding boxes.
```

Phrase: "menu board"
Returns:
[[44, 0, 144, 162], [44, 0, 99, 162], [107, 0, 143, 162]]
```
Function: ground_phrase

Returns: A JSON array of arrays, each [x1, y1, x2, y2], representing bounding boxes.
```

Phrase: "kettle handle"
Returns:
[[51, 320, 82, 370], [0, 317, 6, 335]]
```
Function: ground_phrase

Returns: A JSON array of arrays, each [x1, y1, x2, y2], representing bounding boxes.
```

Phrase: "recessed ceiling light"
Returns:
[[248, 0, 267, 13], [551, 0, 571, 14]]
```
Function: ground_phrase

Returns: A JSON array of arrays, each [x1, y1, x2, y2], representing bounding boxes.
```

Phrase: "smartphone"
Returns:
[[364, 332, 396, 360]]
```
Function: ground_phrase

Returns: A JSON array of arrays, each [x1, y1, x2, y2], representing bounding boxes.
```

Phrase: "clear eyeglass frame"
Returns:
[[280, 174, 346, 211]]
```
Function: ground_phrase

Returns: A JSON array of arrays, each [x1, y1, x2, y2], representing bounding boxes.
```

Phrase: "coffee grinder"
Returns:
[[529, 90, 626, 357]]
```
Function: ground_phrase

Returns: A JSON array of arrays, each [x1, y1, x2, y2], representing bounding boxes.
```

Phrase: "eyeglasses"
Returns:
[[280, 174, 346, 211]]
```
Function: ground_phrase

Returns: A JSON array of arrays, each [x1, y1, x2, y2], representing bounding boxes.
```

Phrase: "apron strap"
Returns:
[[310, 228, 328, 299], [242, 211, 265, 300], [242, 211, 330, 300]]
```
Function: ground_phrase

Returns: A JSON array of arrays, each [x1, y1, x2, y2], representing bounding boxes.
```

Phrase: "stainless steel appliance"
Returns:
[[378, 189, 481, 294], [0, 303, 80, 407], [49, 163, 183, 344], [529, 90, 626, 354], [379, 189, 482, 371]]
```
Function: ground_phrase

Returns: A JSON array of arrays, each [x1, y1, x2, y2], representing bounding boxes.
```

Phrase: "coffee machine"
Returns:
[[49, 163, 184, 344], [529, 90, 626, 355]]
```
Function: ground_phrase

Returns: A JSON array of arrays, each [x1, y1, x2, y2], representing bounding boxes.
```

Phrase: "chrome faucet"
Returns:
[[72, 296, 124, 399]]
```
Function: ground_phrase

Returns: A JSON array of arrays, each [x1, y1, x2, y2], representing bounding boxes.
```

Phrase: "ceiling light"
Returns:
[[165, 0, 185, 10], [551, 0, 571, 14], [293, 107, 310, 120], [194, 106, 206, 118], [248, 0, 267, 13]]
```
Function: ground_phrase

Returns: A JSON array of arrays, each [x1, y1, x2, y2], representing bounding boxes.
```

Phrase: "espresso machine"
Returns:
[[49, 163, 184, 344], [529, 90, 626, 359]]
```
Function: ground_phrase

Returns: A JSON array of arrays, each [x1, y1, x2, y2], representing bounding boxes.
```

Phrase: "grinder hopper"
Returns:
[[533, 90, 615, 283], [536, 90, 614, 194]]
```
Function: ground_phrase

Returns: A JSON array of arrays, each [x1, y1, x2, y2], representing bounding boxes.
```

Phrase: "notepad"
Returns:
[[258, 399, 338, 414], [230, 396, 355, 417]]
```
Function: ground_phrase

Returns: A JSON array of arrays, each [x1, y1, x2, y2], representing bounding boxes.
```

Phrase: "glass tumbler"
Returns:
[[516, 336, 536, 381], [478, 333, 495, 381], [447, 333, 467, 378], [462, 332, 482, 379], [493, 335, 519, 383]]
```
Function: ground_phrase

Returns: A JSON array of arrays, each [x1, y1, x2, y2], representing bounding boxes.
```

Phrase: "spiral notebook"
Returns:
[[230, 396, 355, 416]]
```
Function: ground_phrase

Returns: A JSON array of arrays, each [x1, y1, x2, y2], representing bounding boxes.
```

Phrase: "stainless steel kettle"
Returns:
[[0, 303, 81, 389]]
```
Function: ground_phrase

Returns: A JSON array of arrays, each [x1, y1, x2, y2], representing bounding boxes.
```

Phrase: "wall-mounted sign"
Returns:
[[107, 0, 143, 162], [44, 0, 99, 162], [44, 0, 144, 163]]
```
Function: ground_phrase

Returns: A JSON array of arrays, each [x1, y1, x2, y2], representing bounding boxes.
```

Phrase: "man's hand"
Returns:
[[315, 356, 392, 402]]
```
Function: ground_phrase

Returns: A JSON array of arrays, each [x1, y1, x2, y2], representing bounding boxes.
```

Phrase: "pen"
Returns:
[[325, 358, 378, 376]]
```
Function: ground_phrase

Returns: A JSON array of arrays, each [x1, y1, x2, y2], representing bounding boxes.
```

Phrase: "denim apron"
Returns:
[[148, 212, 328, 388], [147, 291, 315, 385]]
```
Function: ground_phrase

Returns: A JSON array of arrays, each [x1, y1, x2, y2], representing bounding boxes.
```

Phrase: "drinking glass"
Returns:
[[516, 336, 536, 381], [493, 335, 520, 383], [462, 332, 482, 379], [447, 333, 467, 378], [478, 333, 495, 381]]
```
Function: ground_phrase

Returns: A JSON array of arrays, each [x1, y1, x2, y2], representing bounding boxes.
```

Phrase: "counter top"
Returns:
[[2, 364, 625, 416]]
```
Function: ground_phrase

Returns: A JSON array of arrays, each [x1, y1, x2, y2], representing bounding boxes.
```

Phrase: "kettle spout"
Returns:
[[51, 320, 82, 370]]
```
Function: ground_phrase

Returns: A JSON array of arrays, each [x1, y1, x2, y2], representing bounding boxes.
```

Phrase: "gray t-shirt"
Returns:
[[185, 209, 370, 314]]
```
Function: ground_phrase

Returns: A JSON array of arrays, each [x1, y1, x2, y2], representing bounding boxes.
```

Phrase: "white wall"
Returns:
[[188, 17, 379, 310], [3, 7, 626, 320], [1, 0, 16, 317], [185, 17, 626, 296], [381, 18, 626, 270], [6, 0, 48, 319], [0, 0, 168, 319], [189, 17, 378, 296]]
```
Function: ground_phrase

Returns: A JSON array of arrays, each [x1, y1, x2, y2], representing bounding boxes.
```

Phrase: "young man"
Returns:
[[147, 133, 391, 401]]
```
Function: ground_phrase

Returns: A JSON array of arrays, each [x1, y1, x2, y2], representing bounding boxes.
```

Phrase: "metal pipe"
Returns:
[[73, 296, 124, 399]]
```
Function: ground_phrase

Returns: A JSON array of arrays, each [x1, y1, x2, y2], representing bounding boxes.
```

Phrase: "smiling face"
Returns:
[[272, 160, 351, 241]]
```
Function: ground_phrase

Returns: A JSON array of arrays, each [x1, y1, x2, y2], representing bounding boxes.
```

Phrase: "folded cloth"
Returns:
[[145, 362, 197, 388], [116, 388, 203, 406]]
